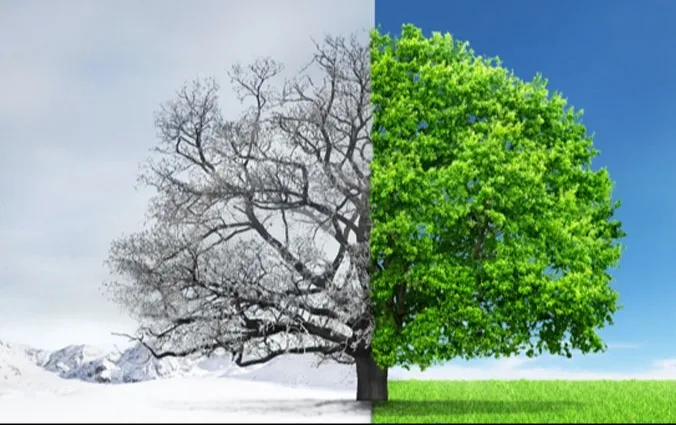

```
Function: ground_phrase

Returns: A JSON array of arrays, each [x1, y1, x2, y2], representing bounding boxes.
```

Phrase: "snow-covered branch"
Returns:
[[105, 33, 373, 366]]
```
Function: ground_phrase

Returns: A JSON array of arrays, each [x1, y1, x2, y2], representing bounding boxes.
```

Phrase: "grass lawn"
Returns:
[[373, 380, 676, 423]]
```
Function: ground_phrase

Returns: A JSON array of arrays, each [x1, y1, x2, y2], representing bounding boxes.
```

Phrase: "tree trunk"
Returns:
[[355, 349, 388, 401]]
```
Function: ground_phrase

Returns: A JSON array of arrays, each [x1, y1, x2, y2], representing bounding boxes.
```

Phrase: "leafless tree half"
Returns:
[[104, 31, 387, 401]]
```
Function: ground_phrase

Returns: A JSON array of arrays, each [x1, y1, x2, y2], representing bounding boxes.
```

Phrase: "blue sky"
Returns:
[[376, 0, 676, 376]]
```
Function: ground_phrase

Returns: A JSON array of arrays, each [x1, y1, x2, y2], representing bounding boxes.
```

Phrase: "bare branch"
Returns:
[[105, 31, 373, 368]]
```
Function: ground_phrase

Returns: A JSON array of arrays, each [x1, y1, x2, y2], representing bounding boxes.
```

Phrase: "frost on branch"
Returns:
[[104, 33, 373, 367]]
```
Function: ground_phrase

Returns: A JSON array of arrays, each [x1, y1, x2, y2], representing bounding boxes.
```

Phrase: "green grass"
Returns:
[[373, 380, 676, 423]]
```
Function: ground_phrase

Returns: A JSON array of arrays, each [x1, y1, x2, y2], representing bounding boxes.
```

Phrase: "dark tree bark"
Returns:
[[355, 348, 388, 401]]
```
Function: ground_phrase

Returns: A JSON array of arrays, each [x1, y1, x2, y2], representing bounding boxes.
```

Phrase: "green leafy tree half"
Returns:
[[369, 24, 626, 370]]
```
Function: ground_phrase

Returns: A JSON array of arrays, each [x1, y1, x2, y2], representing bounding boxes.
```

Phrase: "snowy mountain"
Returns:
[[110, 343, 197, 383], [0, 338, 357, 391], [43, 344, 107, 376], [0, 340, 82, 393], [21, 346, 51, 367], [36, 342, 201, 384], [0, 339, 368, 423]]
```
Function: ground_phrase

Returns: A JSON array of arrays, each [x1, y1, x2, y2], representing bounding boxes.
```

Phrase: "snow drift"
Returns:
[[228, 354, 356, 390], [0, 339, 369, 423], [0, 339, 356, 391], [0, 340, 83, 394], [37, 343, 207, 384]]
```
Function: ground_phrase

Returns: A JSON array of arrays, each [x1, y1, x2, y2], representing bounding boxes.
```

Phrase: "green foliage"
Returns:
[[369, 24, 626, 369]]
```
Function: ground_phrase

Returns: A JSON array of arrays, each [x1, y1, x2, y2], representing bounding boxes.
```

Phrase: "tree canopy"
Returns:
[[369, 24, 626, 370], [103, 33, 388, 400], [104, 23, 626, 402]]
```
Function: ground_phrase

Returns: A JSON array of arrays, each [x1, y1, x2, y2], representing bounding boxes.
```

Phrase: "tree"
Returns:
[[104, 32, 387, 401], [369, 24, 626, 371], [105, 23, 626, 404]]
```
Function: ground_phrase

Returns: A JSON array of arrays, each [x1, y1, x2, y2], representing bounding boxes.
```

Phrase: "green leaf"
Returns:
[[370, 24, 626, 368]]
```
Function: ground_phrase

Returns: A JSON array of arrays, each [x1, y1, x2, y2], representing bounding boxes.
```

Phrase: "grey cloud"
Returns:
[[0, 0, 374, 349]]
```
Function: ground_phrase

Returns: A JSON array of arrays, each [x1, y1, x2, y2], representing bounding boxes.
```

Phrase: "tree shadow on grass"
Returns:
[[374, 399, 583, 419]]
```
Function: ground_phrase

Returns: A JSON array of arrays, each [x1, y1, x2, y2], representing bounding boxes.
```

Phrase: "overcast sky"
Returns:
[[0, 0, 374, 351]]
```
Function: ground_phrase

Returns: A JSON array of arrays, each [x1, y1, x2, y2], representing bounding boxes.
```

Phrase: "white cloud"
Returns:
[[391, 356, 676, 380], [651, 358, 676, 371], [0, 0, 373, 350], [606, 342, 641, 350]]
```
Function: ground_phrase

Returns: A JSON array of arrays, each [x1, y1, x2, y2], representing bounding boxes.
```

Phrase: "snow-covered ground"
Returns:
[[4, 337, 674, 423], [0, 340, 371, 423], [0, 377, 371, 423]]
